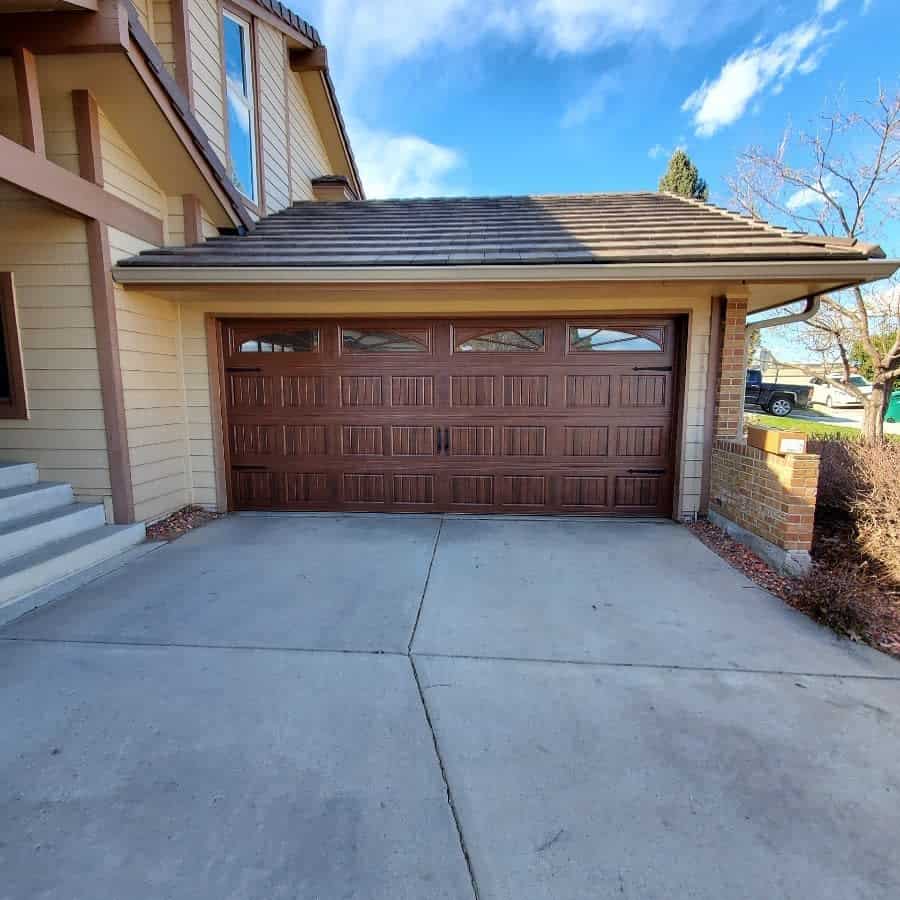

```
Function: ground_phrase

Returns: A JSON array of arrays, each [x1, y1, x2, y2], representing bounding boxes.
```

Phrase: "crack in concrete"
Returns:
[[410, 654, 481, 900], [408, 515, 444, 654]]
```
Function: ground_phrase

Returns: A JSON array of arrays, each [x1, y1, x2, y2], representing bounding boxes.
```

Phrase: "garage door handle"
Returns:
[[226, 366, 263, 373], [632, 366, 672, 372], [627, 468, 665, 475], [232, 465, 268, 471], [436, 428, 444, 453], [444, 428, 451, 454]]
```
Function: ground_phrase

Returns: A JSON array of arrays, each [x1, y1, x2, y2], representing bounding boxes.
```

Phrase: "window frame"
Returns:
[[0, 273, 28, 420], [221, 6, 260, 208]]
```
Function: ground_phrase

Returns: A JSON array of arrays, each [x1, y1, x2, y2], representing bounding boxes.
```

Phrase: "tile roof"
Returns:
[[118, 191, 886, 268]]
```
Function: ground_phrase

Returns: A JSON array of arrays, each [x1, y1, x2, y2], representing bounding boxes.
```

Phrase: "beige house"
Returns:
[[0, 0, 896, 579]]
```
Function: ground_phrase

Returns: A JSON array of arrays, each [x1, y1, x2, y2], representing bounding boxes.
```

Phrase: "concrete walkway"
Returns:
[[2, 514, 899, 899]]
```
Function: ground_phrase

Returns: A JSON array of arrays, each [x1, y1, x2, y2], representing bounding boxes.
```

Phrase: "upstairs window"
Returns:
[[223, 12, 258, 204]]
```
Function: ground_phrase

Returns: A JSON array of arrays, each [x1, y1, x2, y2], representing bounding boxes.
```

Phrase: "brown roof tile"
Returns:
[[118, 191, 887, 268]]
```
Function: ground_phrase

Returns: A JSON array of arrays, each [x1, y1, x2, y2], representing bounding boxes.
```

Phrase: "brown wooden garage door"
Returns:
[[219, 318, 680, 516]]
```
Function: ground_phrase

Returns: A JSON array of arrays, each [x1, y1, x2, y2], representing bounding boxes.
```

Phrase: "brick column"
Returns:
[[714, 292, 748, 440]]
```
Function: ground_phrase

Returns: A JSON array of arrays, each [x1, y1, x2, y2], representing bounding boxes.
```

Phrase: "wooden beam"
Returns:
[[0, 132, 163, 246], [12, 47, 46, 156], [182, 194, 203, 244], [72, 89, 103, 185], [0, 0, 127, 54], [289, 46, 327, 73], [86, 219, 135, 524], [170, 0, 194, 105]]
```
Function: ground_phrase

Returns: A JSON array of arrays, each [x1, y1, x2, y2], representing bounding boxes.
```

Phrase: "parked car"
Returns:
[[809, 373, 873, 408], [745, 369, 812, 417]]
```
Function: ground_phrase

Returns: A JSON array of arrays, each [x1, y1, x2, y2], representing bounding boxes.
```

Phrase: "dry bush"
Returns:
[[851, 442, 900, 584], [808, 436, 864, 513], [791, 563, 875, 641]]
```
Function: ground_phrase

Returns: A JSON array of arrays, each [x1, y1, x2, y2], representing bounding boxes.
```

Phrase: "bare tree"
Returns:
[[727, 85, 900, 443]]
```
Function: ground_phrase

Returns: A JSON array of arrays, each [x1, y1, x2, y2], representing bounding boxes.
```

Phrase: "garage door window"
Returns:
[[569, 327, 663, 352], [456, 327, 545, 352], [342, 329, 430, 352], [238, 329, 319, 353]]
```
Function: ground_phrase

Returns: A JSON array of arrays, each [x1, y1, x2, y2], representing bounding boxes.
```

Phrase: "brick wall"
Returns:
[[714, 294, 748, 439], [709, 438, 819, 555]]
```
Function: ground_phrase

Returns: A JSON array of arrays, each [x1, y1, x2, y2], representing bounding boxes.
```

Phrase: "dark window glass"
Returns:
[[238, 329, 319, 353], [569, 327, 663, 352], [342, 329, 429, 352], [457, 328, 544, 352]]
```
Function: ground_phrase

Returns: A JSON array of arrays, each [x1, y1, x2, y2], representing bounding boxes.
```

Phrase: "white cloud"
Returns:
[[818, 0, 843, 11], [648, 143, 668, 159], [682, 17, 843, 137], [561, 73, 621, 127], [785, 176, 840, 210], [348, 122, 465, 198], [304, 1, 764, 90]]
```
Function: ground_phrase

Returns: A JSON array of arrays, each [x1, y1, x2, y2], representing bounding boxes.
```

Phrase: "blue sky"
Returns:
[[294, 0, 897, 360]]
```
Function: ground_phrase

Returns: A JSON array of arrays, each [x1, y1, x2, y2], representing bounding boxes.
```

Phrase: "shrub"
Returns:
[[851, 442, 900, 584], [808, 436, 864, 513], [791, 563, 874, 641]]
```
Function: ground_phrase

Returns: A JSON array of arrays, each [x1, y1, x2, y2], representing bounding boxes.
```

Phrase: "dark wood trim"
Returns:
[[0, 0, 128, 54], [289, 46, 327, 72], [86, 220, 135, 524], [72, 89, 103, 185], [0, 273, 29, 421], [182, 194, 204, 244], [699, 296, 725, 515], [206, 315, 231, 512], [12, 46, 46, 157], [669, 315, 689, 520], [170, 0, 194, 105], [1, 133, 163, 245]]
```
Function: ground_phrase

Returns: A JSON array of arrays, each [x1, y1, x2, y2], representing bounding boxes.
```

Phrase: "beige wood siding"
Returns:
[[151, 0, 177, 77], [109, 229, 191, 522], [0, 185, 111, 510], [98, 107, 166, 219], [166, 286, 713, 517], [166, 195, 186, 246], [131, 0, 151, 30], [41, 93, 79, 176], [287, 70, 330, 201], [255, 22, 290, 213], [188, 0, 227, 162]]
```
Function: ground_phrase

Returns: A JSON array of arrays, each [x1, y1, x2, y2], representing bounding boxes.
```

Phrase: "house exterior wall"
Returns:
[[255, 21, 291, 214], [109, 229, 192, 522], [151, 0, 177, 76], [287, 68, 330, 201], [187, 0, 227, 161], [0, 185, 113, 514]]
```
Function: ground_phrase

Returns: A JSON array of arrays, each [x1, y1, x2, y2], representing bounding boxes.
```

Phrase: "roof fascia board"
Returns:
[[113, 259, 900, 285], [226, 0, 317, 47], [0, 0, 127, 53]]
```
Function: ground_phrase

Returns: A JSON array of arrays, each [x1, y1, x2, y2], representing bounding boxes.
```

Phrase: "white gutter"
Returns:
[[112, 259, 900, 285]]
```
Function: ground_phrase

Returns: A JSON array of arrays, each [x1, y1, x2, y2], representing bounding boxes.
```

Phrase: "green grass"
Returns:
[[746, 413, 900, 442]]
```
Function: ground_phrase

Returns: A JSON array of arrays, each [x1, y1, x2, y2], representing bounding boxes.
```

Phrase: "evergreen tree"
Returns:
[[658, 149, 709, 201]]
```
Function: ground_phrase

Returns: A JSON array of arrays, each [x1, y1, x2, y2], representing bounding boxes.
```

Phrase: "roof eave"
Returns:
[[113, 258, 900, 285]]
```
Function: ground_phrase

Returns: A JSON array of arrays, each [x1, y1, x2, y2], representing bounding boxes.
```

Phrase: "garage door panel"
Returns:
[[220, 318, 679, 516]]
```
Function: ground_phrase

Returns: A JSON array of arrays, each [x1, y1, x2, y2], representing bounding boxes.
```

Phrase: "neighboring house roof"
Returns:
[[118, 191, 887, 268]]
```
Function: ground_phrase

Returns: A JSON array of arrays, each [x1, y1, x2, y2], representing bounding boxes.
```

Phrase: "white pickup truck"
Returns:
[[809, 373, 873, 408]]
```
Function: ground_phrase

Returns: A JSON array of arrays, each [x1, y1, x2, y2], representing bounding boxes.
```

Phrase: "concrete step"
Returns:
[[0, 523, 146, 613], [0, 502, 107, 564], [0, 462, 38, 491], [0, 482, 74, 526]]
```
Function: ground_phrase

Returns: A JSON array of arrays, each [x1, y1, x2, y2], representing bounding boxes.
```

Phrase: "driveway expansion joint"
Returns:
[[410, 654, 481, 900], [408, 515, 444, 654]]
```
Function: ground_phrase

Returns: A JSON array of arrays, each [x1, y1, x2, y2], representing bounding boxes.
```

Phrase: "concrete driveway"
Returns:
[[2, 514, 899, 900]]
